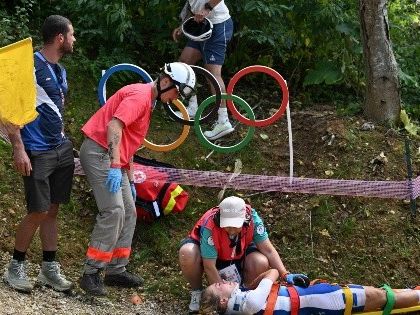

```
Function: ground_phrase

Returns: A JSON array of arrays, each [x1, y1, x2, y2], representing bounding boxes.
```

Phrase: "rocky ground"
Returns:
[[0, 251, 183, 315]]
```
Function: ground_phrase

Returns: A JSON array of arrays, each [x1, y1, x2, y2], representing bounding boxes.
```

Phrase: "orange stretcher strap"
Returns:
[[286, 285, 300, 315], [263, 282, 280, 315], [342, 285, 354, 315]]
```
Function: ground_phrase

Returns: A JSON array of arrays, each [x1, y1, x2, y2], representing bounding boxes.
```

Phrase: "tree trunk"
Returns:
[[359, 0, 400, 123]]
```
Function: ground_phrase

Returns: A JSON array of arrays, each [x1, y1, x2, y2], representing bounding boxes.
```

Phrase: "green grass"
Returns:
[[0, 60, 419, 309]]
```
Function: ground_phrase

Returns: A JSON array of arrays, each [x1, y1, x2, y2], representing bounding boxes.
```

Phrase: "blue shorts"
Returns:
[[186, 18, 233, 65]]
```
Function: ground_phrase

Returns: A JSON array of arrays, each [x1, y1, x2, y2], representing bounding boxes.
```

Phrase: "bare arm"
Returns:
[[245, 269, 279, 290], [256, 239, 288, 278], [7, 124, 31, 176], [107, 118, 124, 167], [203, 258, 223, 284], [195, 0, 222, 22]]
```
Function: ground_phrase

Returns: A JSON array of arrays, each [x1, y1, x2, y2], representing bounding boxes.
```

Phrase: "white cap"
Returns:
[[219, 196, 246, 228]]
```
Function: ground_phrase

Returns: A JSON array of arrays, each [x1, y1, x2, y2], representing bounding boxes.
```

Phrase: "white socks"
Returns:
[[188, 95, 198, 111], [218, 107, 229, 124]]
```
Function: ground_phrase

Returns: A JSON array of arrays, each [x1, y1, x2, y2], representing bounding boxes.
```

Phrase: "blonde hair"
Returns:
[[199, 286, 226, 314]]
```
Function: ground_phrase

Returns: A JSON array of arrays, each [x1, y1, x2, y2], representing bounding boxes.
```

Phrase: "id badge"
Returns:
[[218, 264, 241, 283]]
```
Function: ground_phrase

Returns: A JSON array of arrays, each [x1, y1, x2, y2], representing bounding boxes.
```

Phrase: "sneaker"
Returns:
[[104, 271, 144, 288], [189, 289, 202, 314], [3, 259, 33, 293], [79, 272, 107, 296], [203, 121, 234, 140], [37, 261, 73, 292]]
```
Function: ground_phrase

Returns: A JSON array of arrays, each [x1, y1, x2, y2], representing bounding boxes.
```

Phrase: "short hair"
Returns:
[[42, 15, 72, 44], [200, 287, 226, 315]]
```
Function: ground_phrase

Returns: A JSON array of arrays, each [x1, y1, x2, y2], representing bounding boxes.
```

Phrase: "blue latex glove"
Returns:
[[284, 273, 310, 288], [106, 167, 122, 193], [130, 181, 137, 201]]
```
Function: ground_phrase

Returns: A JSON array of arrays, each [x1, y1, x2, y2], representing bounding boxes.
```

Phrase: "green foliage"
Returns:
[[303, 60, 343, 86], [2, 0, 418, 120], [0, 0, 34, 46], [388, 1, 420, 121]]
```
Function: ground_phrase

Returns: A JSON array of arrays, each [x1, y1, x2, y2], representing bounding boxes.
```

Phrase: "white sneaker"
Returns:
[[189, 289, 202, 313], [37, 261, 73, 292], [203, 121, 235, 140], [3, 259, 33, 293]]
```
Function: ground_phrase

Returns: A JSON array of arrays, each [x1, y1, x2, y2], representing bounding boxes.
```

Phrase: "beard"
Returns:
[[60, 40, 74, 55]]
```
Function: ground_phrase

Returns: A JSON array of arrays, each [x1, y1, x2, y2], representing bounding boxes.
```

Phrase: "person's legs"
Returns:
[[179, 242, 203, 289], [4, 148, 59, 293], [242, 251, 270, 286], [36, 140, 74, 291], [103, 173, 143, 288], [79, 138, 124, 295], [179, 241, 203, 313], [364, 286, 420, 311], [201, 18, 234, 140]]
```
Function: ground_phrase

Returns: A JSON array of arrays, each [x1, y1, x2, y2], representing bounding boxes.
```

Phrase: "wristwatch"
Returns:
[[204, 2, 213, 11]]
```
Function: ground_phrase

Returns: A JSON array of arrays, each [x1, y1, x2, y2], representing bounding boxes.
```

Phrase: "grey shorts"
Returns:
[[23, 139, 75, 212]]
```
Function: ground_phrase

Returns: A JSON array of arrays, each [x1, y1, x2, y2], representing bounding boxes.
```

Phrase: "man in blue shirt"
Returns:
[[3, 15, 76, 293]]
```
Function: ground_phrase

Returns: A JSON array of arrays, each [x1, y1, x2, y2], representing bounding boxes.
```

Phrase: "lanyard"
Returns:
[[35, 51, 67, 104]]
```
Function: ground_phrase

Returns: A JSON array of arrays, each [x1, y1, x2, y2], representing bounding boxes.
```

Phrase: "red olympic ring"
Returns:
[[226, 65, 289, 127]]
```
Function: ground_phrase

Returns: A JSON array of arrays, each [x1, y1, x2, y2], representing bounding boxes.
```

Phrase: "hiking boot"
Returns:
[[37, 261, 73, 292], [188, 289, 202, 314], [79, 272, 107, 296], [103, 271, 144, 288], [203, 121, 234, 140], [3, 259, 33, 293]]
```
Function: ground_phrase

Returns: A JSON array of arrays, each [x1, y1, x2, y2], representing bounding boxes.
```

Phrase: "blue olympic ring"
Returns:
[[97, 63, 153, 106]]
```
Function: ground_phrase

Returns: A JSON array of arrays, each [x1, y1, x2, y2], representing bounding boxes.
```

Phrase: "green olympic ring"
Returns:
[[194, 94, 255, 153]]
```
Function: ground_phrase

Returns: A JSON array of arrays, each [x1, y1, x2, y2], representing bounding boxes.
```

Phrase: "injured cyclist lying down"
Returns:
[[200, 269, 420, 315]]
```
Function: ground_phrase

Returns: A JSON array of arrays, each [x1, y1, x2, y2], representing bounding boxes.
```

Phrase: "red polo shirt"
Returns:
[[82, 83, 153, 168]]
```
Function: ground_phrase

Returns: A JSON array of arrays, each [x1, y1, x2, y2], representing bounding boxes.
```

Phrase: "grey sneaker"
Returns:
[[37, 261, 73, 292], [203, 121, 234, 140], [3, 259, 33, 293], [189, 289, 202, 314]]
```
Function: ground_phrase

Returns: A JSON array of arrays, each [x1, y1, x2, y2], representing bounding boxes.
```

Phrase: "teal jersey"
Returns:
[[200, 209, 268, 259]]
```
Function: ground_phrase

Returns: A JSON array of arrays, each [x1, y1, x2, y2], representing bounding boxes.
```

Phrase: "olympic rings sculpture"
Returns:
[[98, 64, 289, 153]]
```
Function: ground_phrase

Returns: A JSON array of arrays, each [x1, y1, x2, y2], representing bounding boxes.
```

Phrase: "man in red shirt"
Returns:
[[79, 62, 196, 296]]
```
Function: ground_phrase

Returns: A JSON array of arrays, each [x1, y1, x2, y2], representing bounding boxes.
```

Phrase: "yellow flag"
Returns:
[[0, 38, 37, 127]]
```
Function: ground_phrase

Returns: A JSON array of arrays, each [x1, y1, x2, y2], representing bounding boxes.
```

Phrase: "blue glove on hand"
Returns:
[[106, 167, 122, 193], [284, 273, 310, 288], [130, 181, 137, 201]]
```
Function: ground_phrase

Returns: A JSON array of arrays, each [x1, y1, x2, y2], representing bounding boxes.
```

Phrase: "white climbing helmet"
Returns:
[[163, 62, 196, 98], [181, 17, 213, 42]]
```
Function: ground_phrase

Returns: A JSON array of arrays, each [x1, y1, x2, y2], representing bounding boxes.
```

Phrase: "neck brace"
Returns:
[[226, 285, 248, 314]]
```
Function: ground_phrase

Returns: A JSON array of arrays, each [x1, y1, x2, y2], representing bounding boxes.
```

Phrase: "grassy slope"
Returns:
[[0, 60, 419, 307]]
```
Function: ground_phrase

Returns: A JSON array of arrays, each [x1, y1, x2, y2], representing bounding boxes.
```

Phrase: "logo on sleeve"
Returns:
[[256, 224, 265, 235], [207, 236, 214, 246]]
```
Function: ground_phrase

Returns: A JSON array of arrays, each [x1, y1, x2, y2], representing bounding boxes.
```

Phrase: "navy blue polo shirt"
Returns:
[[20, 52, 68, 151]]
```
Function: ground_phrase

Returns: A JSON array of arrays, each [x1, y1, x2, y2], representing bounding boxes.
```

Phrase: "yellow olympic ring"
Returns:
[[142, 99, 190, 152]]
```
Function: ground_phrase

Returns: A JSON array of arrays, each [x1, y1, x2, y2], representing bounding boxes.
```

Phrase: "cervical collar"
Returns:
[[226, 284, 248, 314]]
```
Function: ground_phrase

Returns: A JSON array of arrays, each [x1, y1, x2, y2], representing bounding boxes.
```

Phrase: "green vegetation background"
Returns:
[[0, 0, 419, 304]]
